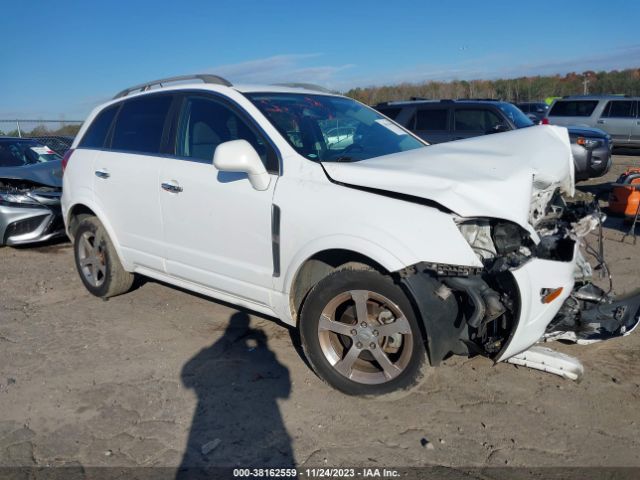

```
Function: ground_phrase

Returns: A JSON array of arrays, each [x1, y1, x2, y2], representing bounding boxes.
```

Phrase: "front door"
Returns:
[[159, 94, 279, 305]]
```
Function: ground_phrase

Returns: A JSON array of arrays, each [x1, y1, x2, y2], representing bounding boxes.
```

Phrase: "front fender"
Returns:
[[279, 234, 407, 295]]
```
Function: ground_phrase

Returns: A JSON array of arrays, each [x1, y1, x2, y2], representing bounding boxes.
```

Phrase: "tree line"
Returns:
[[0, 123, 81, 138], [345, 68, 640, 105]]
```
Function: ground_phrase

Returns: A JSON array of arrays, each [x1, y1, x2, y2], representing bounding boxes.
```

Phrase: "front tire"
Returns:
[[299, 268, 428, 396], [73, 216, 133, 298]]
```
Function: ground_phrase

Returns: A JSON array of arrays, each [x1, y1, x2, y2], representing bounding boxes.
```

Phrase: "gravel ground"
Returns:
[[0, 152, 639, 476]]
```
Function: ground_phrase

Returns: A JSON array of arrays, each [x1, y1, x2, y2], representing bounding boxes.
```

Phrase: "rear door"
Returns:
[[598, 100, 635, 145], [410, 107, 452, 144], [158, 93, 278, 305], [452, 107, 504, 141], [632, 101, 640, 146], [92, 93, 175, 271]]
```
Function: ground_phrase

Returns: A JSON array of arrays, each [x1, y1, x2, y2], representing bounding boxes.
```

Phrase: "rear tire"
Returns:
[[73, 216, 133, 298], [299, 268, 429, 397]]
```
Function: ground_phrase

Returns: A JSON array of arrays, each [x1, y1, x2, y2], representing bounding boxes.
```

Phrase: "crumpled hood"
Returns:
[[0, 160, 63, 188], [323, 125, 573, 228]]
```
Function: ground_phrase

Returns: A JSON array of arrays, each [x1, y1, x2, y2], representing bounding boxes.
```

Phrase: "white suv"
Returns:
[[62, 75, 639, 395]]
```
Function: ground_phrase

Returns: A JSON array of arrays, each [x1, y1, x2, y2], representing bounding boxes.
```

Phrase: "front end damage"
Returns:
[[400, 192, 640, 371]]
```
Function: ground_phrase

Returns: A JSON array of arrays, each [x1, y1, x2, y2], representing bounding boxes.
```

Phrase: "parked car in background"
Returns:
[[27, 135, 75, 156], [0, 137, 64, 246], [62, 75, 639, 396], [374, 99, 612, 181], [545, 95, 640, 148], [516, 101, 549, 123]]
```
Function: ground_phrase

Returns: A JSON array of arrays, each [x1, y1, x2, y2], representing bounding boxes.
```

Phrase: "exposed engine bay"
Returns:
[[430, 188, 640, 362]]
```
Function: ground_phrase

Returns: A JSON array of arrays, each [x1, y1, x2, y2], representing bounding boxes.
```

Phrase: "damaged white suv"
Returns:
[[62, 75, 640, 395]]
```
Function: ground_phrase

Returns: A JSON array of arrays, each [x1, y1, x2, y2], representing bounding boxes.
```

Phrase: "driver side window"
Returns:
[[175, 96, 278, 172]]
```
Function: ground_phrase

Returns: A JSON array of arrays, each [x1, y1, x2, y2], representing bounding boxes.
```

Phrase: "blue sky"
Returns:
[[2, 0, 639, 119]]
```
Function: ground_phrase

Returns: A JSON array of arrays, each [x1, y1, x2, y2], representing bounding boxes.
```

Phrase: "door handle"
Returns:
[[161, 181, 183, 193], [597, 120, 605, 124], [95, 169, 110, 179]]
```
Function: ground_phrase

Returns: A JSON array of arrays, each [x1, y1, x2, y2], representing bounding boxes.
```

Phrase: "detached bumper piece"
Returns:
[[545, 284, 640, 344], [506, 346, 584, 381]]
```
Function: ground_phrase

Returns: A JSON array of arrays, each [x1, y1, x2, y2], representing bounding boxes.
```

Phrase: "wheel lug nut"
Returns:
[[356, 342, 363, 349], [369, 342, 376, 349], [350, 329, 357, 335], [373, 330, 379, 336], [361, 322, 367, 328]]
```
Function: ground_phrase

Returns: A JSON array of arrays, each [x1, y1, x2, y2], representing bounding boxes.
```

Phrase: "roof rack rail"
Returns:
[[113, 74, 232, 99], [461, 97, 499, 101], [273, 82, 333, 94], [410, 96, 429, 101]]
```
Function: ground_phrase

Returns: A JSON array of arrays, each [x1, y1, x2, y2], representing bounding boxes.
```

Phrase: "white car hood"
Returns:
[[323, 125, 574, 229]]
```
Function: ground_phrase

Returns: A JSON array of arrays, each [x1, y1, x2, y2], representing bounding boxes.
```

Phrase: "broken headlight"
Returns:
[[457, 219, 530, 263], [492, 221, 525, 255]]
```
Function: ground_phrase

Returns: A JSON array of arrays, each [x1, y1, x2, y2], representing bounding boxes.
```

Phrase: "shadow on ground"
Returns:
[[176, 312, 295, 479]]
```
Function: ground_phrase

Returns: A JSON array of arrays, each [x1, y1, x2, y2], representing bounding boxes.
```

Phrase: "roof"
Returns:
[[376, 99, 510, 107], [110, 74, 338, 101], [560, 94, 640, 100]]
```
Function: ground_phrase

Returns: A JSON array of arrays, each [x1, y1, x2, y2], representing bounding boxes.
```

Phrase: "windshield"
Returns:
[[499, 103, 534, 128], [0, 140, 62, 167], [246, 93, 425, 162]]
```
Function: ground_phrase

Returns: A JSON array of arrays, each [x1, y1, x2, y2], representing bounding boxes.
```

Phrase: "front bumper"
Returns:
[[496, 255, 576, 361], [0, 204, 65, 246]]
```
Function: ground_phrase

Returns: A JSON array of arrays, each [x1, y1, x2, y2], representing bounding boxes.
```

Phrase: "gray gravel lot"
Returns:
[[1, 153, 639, 475]]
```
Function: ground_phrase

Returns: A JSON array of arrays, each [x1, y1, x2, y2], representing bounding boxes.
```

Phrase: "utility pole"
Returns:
[[583, 76, 589, 95]]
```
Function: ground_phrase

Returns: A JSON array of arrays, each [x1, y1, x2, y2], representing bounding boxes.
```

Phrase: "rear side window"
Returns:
[[415, 108, 449, 131], [111, 95, 173, 154], [454, 109, 502, 132], [602, 100, 635, 118], [549, 100, 598, 117], [376, 107, 402, 120], [79, 104, 119, 149]]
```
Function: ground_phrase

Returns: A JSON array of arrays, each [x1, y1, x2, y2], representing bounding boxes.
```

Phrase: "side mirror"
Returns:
[[213, 140, 270, 191]]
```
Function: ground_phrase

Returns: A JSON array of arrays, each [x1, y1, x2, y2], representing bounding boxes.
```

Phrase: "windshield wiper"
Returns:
[[332, 156, 357, 163]]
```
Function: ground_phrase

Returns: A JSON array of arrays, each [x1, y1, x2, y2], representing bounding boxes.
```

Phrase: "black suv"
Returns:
[[374, 99, 612, 181]]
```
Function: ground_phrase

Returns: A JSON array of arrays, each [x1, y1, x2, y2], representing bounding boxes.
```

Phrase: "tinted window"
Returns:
[[176, 96, 278, 172], [415, 108, 448, 130], [0, 140, 61, 167], [376, 107, 402, 120], [516, 104, 530, 113], [498, 103, 534, 128], [603, 100, 634, 118], [549, 100, 598, 117], [111, 95, 173, 154], [80, 104, 119, 149], [455, 109, 502, 132]]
